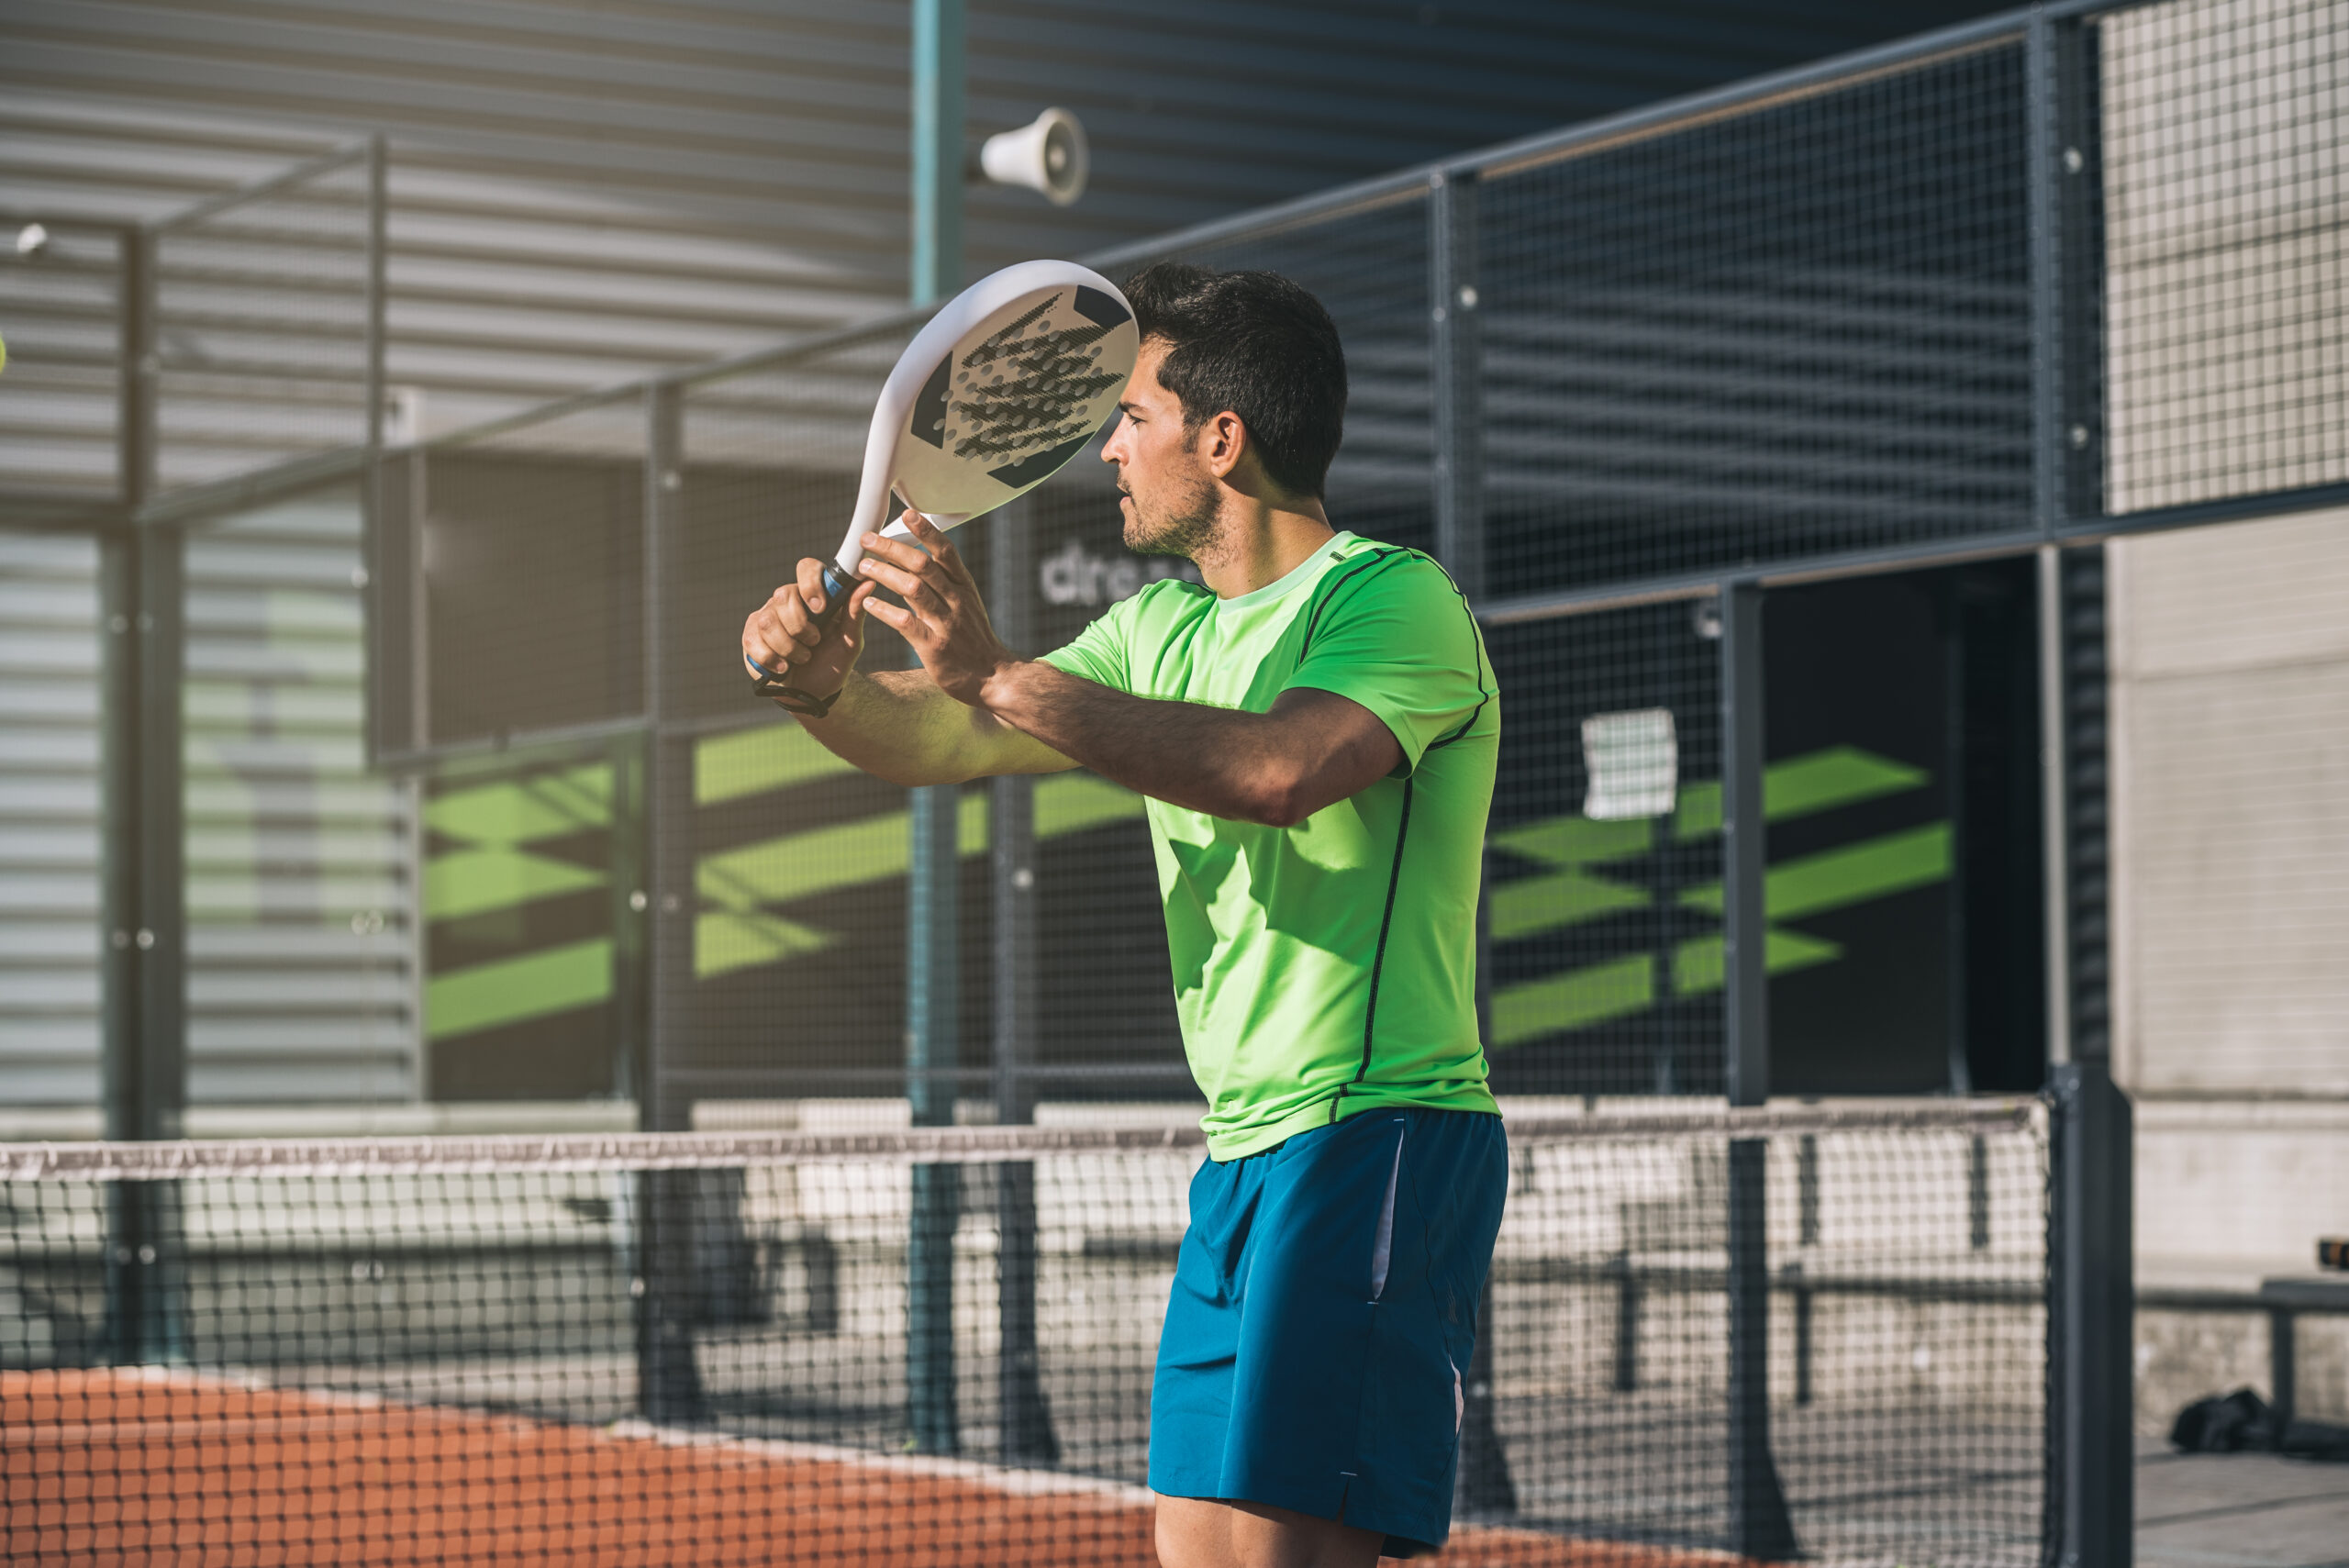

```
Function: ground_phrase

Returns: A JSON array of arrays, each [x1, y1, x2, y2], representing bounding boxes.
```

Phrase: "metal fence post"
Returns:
[[634, 381, 704, 1424], [2047, 542, 2130, 1568], [907, 761, 963, 1455], [1432, 165, 1517, 1518], [2030, 12, 2106, 541], [903, 0, 967, 1457], [100, 224, 186, 1365], [2034, 12, 2128, 1540], [1720, 579, 1797, 1560], [989, 501, 1057, 1463], [910, 0, 964, 309], [1430, 167, 1483, 605]]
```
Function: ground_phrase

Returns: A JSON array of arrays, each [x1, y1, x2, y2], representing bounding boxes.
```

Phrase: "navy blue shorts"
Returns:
[[1148, 1106, 1509, 1557]]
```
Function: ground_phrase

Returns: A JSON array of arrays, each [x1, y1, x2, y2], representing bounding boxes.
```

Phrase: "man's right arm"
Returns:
[[741, 552, 1074, 787]]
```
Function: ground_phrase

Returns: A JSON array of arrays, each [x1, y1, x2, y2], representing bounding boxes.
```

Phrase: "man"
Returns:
[[740, 263, 1506, 1567]]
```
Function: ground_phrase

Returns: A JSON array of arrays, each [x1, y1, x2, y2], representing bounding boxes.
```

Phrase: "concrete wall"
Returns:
[[2110, 514, 2349, 1424], [2099, 0, 2349, 1432]]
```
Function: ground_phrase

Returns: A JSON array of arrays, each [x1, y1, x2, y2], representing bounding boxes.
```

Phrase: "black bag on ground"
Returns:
[[2170, 1388, 2277, 1452], [2171, 1388, 2349, 1461]]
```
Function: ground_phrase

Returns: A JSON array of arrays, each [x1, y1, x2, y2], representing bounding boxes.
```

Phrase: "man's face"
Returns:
[[1100, 338, 1221, 559]]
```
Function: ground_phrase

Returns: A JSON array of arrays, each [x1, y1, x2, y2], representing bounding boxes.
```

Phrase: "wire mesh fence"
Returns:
[[2099, 0, 2349, 515], [1475, 37, 2033, 597], [0, 1102, 2045, 1566]]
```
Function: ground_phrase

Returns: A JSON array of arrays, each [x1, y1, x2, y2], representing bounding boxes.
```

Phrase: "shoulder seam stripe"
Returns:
[[1297, 547, 1413, 663], [1424, 563, 1495, 753]]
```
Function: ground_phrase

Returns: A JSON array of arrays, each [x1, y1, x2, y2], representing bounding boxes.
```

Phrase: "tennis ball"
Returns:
[[0, 329, 8, 374]]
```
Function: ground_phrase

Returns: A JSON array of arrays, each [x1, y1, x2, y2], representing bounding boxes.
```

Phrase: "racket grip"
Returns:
[[809, 562, 857, 633]]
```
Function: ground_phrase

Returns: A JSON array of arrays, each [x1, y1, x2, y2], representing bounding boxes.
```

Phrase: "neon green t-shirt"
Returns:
[[1041, 532, 1500, 1160]]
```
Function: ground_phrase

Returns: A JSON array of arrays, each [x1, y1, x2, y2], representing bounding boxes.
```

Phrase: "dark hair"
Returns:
[[1122, 262, 1347, 499]]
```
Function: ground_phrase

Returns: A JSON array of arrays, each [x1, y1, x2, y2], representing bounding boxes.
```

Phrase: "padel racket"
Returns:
[[748, 259, 1139, 702]]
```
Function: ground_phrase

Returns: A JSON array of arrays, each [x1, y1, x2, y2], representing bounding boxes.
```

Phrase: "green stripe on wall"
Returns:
[[1666, 928, 1845, 998], [696, 724, 858, 806], [427, 938, 612, 1040], [1491, 953, 1653, 1046], [1490, 869, 1649, 942], [425, 847, 605, 922], [1677, 822, 1951, 921], [427, 765, 613, 848]]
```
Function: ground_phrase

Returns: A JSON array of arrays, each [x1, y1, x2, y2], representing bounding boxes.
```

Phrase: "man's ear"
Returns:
[[1198, 410, 1249, 480]]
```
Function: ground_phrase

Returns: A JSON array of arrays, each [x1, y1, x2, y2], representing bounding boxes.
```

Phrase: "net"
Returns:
[[1, 1102, 2045, 1566]]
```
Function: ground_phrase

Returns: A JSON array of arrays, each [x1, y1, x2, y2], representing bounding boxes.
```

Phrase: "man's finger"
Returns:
[[743, 625, 800, 672], [795, 557, 834, 620], [746, 613, 807, 668], [863, 596, 913, 634], [858, 529, 944, 575], [855, 556, 930, 602], [769, 586, 818, 647], [899, 511, 979, 594], [902, 509, 962, 565]]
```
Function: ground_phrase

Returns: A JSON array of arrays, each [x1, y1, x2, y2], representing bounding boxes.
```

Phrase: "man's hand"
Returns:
[[854, 511, 1015, 706], [741, 557, 880, 708]]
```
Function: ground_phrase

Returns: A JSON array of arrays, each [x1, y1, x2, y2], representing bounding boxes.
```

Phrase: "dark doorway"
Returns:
[[1765, 561, 2044, 1096]]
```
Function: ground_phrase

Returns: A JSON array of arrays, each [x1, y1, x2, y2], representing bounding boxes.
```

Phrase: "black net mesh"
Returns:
[[1, 1105, 2045, 1565], [2096, 0, 2349, 514], [1477, 41, 2033, 596], [1484, 602, 1724, 1098]]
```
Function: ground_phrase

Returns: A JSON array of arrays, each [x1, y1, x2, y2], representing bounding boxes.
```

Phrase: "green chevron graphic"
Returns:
[[427, 937, 615, 1040], [426, 734, 1153, 1040], [425, 733, 1944, 1049], [1487, 745, 1943, 1051]]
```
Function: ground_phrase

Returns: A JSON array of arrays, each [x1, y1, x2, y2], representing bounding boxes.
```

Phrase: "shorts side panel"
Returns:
[[1217, 1111, 1408, 1518], [1349, 1108, 1510, 1551], [1148, 1152, 1260, 1500]]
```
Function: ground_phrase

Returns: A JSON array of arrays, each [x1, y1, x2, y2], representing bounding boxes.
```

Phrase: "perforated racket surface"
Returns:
[[746, 261, 1138, 704]]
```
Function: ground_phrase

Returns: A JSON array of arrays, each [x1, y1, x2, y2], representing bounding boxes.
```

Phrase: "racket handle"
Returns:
[[808, 562, 858, 633]]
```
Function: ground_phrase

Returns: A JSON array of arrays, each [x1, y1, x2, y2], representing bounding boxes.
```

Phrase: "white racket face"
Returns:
[[888, 278, 1139, 522]]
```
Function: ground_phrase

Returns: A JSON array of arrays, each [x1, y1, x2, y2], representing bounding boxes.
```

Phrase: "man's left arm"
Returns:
[[852, 517, 1400, 828]]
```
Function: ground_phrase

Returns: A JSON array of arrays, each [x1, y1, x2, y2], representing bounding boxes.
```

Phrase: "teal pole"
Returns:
[[906, 0, 963, 1458], [910, 0, 964, 308]]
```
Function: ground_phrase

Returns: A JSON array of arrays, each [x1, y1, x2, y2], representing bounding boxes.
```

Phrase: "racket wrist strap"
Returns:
[[757, 678, 843, 718]]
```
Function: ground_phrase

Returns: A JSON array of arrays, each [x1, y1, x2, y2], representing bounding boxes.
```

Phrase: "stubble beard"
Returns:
[[1119, 464, 1225, 566]]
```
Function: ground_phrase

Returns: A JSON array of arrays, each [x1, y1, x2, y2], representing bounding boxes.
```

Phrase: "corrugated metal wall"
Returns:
[[1, 0, 2007, 439], [0, 495, 415, 1115], [0, 530, 99, 1109], [185, 491, 416, 1106]]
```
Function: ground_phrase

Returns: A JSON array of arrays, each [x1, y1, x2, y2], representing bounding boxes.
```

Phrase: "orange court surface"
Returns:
[[0, 1369, 1742, 1567]]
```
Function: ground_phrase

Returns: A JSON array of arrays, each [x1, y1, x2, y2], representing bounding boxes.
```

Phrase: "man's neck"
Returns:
[[1194, 497, 1336, 599]]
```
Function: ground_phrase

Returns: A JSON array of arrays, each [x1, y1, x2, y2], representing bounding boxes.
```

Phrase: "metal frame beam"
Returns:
[[989, 502, 1057, 1463], [1430, 169, 1484, 603], [906, 0, 966, 1455], [1717, 579, 1798, 1559], [97, 225, 186, 1364], [633, 381, 705, 1424]]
